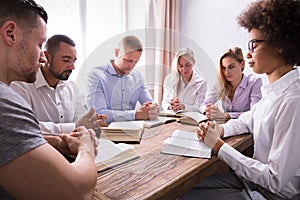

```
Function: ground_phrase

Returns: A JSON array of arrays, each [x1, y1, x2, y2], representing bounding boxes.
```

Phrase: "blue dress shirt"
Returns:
[[86, 61, 154, 123]]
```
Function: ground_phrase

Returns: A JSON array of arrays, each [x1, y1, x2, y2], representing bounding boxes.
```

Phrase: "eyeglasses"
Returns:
[[248, 39, 265, 53]]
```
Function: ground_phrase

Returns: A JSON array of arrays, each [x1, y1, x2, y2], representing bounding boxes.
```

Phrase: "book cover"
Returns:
[[101, 121, 145, 143], [161, 130, 212, 158]]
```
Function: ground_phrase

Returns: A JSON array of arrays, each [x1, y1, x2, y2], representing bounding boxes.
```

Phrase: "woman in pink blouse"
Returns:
[[201, 47, 262, 121]]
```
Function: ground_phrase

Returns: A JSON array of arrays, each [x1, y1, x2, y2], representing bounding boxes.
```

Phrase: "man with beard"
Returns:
[[0, 1, 98, 199], [11, 34, 107, 135]]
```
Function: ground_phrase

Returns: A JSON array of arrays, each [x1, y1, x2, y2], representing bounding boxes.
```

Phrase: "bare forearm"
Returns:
[[70, 148, 97, 198]]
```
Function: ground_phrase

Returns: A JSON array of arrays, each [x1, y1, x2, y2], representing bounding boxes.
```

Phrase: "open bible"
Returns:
[[161, 130, 212, 159], [95, 138, 139, 172], [178, 112, 208, 126]]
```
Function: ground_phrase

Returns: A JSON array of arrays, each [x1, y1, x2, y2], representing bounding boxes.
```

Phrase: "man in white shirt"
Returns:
[[11, 34, 107, 135]]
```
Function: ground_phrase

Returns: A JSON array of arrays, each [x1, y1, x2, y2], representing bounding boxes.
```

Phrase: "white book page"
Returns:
[[164, 137, 211, 152], [95, 138, 134, 163], [171, 130, 199, 141], [108, 121, 144, 129], [183, 112, 207, 122]]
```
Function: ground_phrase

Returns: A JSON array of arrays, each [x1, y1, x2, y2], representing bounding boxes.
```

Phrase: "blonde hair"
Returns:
[[217, 47, 244, 100], [171, 48, 196, 96]]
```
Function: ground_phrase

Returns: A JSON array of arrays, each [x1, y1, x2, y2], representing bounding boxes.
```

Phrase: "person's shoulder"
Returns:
[[193, 69, 207, 83], [128, 69, 143, 79], [87, 64, 110, 79], [89, 65, 107, 73], [0, 83, 29, 107], [10, 80, 31, 90], [245, 73, 262, 85]]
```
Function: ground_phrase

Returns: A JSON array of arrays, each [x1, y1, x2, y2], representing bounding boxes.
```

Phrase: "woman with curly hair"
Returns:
[[183, 0, 300, 199], [202, 47, 262, 121]]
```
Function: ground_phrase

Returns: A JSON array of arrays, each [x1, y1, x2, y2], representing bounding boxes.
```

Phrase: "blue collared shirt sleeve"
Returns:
[[86, 64, 154, 123]]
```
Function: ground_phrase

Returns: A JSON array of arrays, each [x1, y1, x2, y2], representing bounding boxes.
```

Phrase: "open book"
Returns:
[[161, 130, 212, 158], [101, 121, 145, 143], [95, 138, 139, 172], [143, 116, 177, 128], [178, 111, 208, 126], [159, 109, 189, 117]]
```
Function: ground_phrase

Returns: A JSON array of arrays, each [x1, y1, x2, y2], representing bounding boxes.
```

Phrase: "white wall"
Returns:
[[179, 0, 265, 88]]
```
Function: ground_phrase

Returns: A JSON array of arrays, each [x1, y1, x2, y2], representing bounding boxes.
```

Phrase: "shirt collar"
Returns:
[[262, 68, 299, 97], [190, 69, 205, 84], [34, 68, 49, 89], [107, 60, 120, 76], [34, 68, 64, 89]]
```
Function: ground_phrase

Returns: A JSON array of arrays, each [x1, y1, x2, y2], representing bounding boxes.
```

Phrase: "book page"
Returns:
[[182, 112, 207, 123], [161, 130, 212, 158], [143, 116, 176, 128], [171, 130, 199, 141], [95, 138, 134, 163], [108, 121, 144, 129]]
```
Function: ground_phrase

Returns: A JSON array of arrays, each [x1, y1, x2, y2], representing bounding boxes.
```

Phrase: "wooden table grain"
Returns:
[[93, 122, 253, 200]]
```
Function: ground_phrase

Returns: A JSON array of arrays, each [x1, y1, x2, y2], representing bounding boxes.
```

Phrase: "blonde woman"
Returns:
[[201, 47, 262, 121], [162, 48, 207, 113]]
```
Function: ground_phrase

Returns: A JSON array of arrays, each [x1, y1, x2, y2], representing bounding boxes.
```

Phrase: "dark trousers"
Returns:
[[180, 172, 291, 200]]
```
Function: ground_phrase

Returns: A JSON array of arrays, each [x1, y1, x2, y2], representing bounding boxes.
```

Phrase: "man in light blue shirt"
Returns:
[[86, 35, 159, 123]]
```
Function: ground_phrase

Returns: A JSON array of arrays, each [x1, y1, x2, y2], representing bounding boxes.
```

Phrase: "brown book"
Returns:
[[178, 112, 208, 126], [95, 138, 139, 172], [101, 121, 145, 143]]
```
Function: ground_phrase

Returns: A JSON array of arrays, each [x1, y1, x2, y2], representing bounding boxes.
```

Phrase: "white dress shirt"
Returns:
[[220, 69, 300, 198], [162, 69, 207, 112], [10, 69, 87, 135]]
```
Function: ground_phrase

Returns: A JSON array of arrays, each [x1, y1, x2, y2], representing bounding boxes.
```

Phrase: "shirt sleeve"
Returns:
[[73, 82, 88, 122], [249, 76, 263, 108], [220, 97, 300, 194], [137, 73, 155, 105], [184, 80, 207, 112], [39, 121, 76, 135], [86, 67, 140, 123], [200, 83, 218, 113]]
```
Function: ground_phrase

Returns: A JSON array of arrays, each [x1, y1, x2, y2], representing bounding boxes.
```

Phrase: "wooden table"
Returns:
[[93, 122, 253, 200]]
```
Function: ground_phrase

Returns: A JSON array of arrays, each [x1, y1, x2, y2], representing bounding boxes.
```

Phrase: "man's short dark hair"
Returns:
[[45, 34, 76, 56], [0, 0, 48, 30]]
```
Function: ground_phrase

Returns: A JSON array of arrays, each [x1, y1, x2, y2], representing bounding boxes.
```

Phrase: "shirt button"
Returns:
[[58, 102, 60, 105], [60, 116, 63, 118]]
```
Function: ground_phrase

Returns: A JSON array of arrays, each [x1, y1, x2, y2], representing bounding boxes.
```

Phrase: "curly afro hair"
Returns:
[[237, 0, 300, 66]]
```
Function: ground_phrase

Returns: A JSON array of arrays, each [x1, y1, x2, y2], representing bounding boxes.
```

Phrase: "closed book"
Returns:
[[161, 130, 212, 159], [101, 121, 145, 143]]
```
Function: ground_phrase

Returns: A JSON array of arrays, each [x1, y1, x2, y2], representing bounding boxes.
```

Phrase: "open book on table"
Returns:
[[95, 138, 139, 172], [143, 116, 177, 128], [178, 111, 208, 126], [101, 121, 145, 143], [161, 130, 212, 159], [159, 109, 190, 117]]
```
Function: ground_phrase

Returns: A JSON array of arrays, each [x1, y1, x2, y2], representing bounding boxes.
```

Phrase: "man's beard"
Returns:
[[49, 68, 71, 80]]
